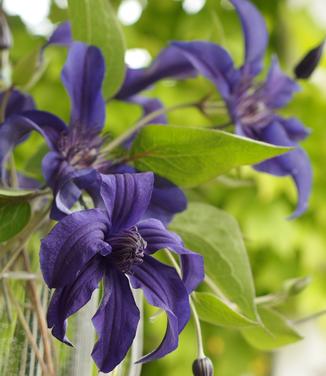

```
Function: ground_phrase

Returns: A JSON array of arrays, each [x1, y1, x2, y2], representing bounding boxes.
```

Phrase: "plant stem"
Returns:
[[103, 100, 199, 154], [8, 284, 49, 376], [22, 249, 55, 376], [294, 309, 326, 325], [164, 250, 206, 359]]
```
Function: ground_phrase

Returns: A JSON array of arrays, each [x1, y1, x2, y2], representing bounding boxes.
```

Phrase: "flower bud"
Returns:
[[0, 9, 12, 50], [294, 41, 324, 79], [192, 357, 214, 376]]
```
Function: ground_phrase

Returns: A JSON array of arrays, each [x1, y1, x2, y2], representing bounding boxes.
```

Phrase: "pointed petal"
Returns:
[[0, 89, 35, 118], [261, 57, 300, 108], [92, 266, 139, 373], [278, 117, 310, 142], [98, 172, 154, 233], [46, 21, 72, 47], [131, 256, 190, 362], [137, 218, 204, 292], [171, 41, 239, 100], [231, 0, 268, 75], [40, 209, 111, 288], [0, 112, 67, 181], [294, 40, 325, 79], [254, 121, 312, 217], [145, 175, 187, 225], [116, 46, 198, 99], [62, 42, 105, 133], [47, 255, 104, 345]]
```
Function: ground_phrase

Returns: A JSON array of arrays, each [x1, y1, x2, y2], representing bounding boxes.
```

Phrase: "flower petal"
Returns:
[[98, 172, 154, 233], [254, 121, 312, 218], [91, 266, 140, 373], [0, 112, 67, 182], [137, 218, 204, 292], [62, 42, 105, 133], [47, 255, 104, 345], [171, 41, 239, 100], [0, 89, 35, 118], [116, 46, 198, 99], [261, 57, 300, 109], [278, 117, 310, 142], [46, 21, 72, 48], [40, 208, 111, 288], [130, 255, 190, 363], [231, 0, 268, 76], [145, 175, 187, 225]]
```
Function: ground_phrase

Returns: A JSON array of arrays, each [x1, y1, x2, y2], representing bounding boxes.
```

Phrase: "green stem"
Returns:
[[164, 250, 206, 359], [102, 100, 199, 154], [294, 309, 326, 325]]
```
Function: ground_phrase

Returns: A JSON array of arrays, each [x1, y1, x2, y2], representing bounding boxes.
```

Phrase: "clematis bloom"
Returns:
[[169, 0, 312, 217], [41, 172, 204, 373]]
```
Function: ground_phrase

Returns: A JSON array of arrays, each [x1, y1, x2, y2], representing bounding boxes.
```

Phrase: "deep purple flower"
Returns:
[[41, 172, 204, 373], [0, 41, 186, 223], [166, 0, 312, 217]]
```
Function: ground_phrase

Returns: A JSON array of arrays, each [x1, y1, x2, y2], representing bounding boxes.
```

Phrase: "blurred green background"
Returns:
[[3, 0, 326, 375]]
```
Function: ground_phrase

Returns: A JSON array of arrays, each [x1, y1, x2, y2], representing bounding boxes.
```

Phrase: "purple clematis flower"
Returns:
[[0, 41, 186, 223], [167, 0, 312, 217], [41, 172, 204, 373]]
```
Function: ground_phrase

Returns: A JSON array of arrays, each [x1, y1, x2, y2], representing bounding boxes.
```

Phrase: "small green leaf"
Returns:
[[0, 188, 36, 203], [12, 47, 44, 88], [241, 307, 302, 351], [131, 126, 292, 187], [68, 0, 126, 98], [170, 203, 258, 321], [0, 202, 31, 243], [193, 292, 257, 328]]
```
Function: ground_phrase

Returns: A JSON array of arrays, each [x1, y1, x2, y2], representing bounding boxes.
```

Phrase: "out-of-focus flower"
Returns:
[[294, 40, 324, 79]]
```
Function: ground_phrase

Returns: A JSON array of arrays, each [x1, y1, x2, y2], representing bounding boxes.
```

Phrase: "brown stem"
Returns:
[[8, 284, 49, 376], [22, 249, 56, 376]]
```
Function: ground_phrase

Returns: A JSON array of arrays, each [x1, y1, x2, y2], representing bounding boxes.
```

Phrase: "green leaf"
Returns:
[[193, 292, 257, 328], [0, 202, 31, 243], [131, 126, 292, 187], [68, 0, 126, 98], [170, 203, 258, 321], [241, 307, 302, 350], [12, 47, 44, 88], [0, 188, 42, 203]]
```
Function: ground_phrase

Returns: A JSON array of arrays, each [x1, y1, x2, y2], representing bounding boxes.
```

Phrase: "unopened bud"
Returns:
[[294, 41, 324, 79], [192, 357, 214, 376], [283, 276, 311, 296], [0, 10, 12, 50]]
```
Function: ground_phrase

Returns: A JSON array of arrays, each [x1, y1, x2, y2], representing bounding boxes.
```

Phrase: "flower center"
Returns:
[[57, 131, 102, 169], [109, 226, 146, 274], [236, 95, 272, 128]]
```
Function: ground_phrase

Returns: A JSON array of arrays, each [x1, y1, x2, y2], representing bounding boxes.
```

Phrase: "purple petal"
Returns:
[[137, 218, 204, 293], [278, 117, 310, 142], [0, 112, 67, 181], [171, 41, 239, 100], [231, 0, 268, 76], [92, 266, 139, 373], [62, 42, 105, 133], [116, 46, 198, 100], [40, 208, 111, 288], [294, 40, 325, 79], [0, 89, 35, 118], [98, 172, 154, 233], [131, 255, 190, 363], [261, 57, 300, 108], [46, 22, 72, 47], [145, 175, 187, 225], [47, 255, 104, 345], [254, 121, 312, 218]]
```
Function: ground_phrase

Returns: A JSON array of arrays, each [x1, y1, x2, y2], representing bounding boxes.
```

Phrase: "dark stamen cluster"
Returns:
[[109, 226, 146, 274]]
